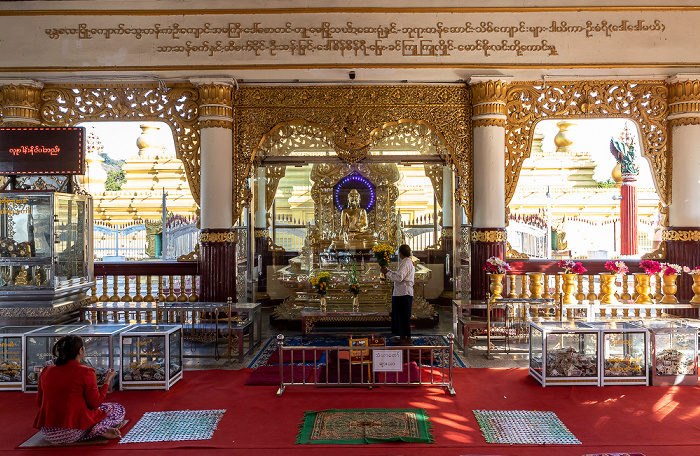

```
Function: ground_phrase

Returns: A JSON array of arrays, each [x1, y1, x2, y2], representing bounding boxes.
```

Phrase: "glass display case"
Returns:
[[0, 192, 93, 315], [0, 325, 45, 390], [586, 321, 648, 386], [120, 325, 182, 391], [529, 321, 599, 387], [23, 324, 129, 392], [636, 321, 698, 386]]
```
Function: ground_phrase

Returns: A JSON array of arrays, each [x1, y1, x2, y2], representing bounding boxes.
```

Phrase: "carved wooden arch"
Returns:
[[505, 80, 669, 214], [233, 84, 472, 221], [38, 84, 201, 204]]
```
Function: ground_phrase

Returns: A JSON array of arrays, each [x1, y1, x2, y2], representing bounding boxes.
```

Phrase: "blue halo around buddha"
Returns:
[[333, 172, 376, 212]]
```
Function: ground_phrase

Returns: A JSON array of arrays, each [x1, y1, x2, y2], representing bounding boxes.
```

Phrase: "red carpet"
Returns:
[[3, 368, 700, 456]]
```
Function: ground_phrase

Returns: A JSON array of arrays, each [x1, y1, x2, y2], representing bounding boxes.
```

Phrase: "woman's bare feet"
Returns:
[[101, 427, 121, 439]]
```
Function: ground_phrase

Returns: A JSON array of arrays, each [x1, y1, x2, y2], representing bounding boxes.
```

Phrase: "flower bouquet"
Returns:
[[309, 271, 331, 295], [683, 266, 700, 275], [347, 261, 361, 296], [557, 259, 587, 274], [483, 256, 511, 274], [660, 263, 682, 276], [372, 243, 393, 268], [604, 260, 629, 276], [639, 260, 662, 275]]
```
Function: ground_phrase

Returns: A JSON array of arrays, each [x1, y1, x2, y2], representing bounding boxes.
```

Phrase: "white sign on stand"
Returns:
[[373, 350, 403, 372]]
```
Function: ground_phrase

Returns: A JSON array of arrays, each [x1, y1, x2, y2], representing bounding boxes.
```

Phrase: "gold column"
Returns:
[[0, 82, 43, 126]]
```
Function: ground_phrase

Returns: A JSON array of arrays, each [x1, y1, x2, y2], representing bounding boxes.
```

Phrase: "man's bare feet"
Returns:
[[101, 428, 121, 439], [115, 420, 127, 430]]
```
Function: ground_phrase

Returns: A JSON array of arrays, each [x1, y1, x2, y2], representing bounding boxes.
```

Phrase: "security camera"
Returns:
[[349, 71, 356, 80]]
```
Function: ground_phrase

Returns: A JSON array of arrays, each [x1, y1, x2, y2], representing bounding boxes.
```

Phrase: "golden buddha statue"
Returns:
[[331, 189, 376, 250]]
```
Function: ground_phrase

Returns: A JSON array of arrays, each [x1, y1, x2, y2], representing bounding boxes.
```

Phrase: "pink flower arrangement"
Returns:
[[558, 259, 587, 275], [639, 260, 662, 275], [660, 263, 682, 276], [483, 256, 511, 274], [683, 266, 700, 275], [604, 260, 629, 276]]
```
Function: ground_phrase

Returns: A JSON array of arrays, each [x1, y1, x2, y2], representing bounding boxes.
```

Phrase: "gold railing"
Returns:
[[92, 261, 199, 303]]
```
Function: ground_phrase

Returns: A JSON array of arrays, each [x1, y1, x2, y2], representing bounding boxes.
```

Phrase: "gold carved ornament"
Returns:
[[504, 80, 670, 214], [40, 84, 201, 205], [506, 241, 529, 259], [641, 241, 666, 260], [1, 84, 43, 126], [470, 230, 507, 243], [199, 231, 237, 243], [662, 230, 700, 242], [233, 85, 472, 222]]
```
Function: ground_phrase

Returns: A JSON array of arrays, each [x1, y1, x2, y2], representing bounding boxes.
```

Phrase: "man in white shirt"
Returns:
[[380, 244, 415, 346]]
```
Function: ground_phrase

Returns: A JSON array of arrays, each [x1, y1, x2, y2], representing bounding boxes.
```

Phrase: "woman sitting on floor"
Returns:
[[33, 334, 126, 443]]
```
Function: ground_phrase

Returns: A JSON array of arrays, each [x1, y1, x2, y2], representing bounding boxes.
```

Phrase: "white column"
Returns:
[[192, 79, 235, 230], [470, 77, 510, 229], [255, 167, 267, 229], [442, 165, 453, 227]]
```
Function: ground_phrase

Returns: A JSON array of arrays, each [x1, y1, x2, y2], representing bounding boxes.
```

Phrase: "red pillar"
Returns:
[[620, 176, 638, 256]]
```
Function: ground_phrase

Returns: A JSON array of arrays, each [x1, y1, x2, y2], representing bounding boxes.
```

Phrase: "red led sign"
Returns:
[[0, 127, 85, 175]]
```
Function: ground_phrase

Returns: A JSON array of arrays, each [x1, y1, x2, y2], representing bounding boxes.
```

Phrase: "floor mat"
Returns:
[[119, 410, 225, 444], [19, 421, 129, 447], [473, 410, 581, 445], [296, 408, 434, 444]]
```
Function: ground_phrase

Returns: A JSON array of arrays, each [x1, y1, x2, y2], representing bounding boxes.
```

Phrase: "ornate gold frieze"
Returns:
[[641, 241, 666, 259], [669, 117, 700, 127], [0, 297, 91, 319], [662, 230, 700, 242], [198, 105, 233, 118], [197, 83, 234, 106], [199, 231, 237, 243], [1, 84, 43, 125], [442, 228, 454, 237], [234, 85, 472, 223], [254, 229, 270, 238], [423, 164, 443, 208], [472, 102, 507, 117], [470, 230, 507, 243], [668, 102, 700, 116], [506, 241, 529, 259], [505, 80, 670, 209], [471, 80, 509, 105], [473, 118, 506, 128], [40, 84, 201, 205], [199, 119, 233, 130], [668, 80, 700, 105]]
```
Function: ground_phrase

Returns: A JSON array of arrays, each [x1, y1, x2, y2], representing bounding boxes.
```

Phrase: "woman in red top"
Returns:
[[33, 335, 126, 443]]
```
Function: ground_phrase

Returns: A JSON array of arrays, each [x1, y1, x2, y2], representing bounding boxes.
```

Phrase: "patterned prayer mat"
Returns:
[[473, 410, 581, 445], [119, 410, 225, 444], [249, 335, 465, 369], [296, 408, 434, 445]]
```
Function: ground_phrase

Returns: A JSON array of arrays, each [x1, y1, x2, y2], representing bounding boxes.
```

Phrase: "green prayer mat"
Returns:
[[296, 408, 434, 445]]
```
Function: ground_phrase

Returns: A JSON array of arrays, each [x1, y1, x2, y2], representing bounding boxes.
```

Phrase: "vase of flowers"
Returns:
[[601, 261, 628, 304], [683, 266, 700, 304], [483, 256, 511, 300], [372, 243, 393, 280], [309, 271, 331, 311], [557, 260, 587, 304], [659, 263, 682, 304], [347, 261, 361, 311], [636, 260, 662, 304]]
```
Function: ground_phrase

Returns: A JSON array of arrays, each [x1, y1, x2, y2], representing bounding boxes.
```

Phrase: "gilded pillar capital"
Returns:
[[193, 79, 234, 129], [667, 78, 700, 125], [1, 82, 43, 126], [469, 78, 510, 127]]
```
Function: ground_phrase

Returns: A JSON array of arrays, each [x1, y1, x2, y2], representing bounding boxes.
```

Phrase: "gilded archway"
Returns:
[[233, 85, 472, 221], [38, 84, 201, 204], [505, 80, 669, 215]]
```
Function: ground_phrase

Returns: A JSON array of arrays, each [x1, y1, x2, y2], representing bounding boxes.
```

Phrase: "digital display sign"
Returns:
[[0, 127, 85, 175]]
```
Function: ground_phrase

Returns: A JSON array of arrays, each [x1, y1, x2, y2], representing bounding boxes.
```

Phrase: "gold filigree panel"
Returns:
[[505, 81, 669, 209], [471, 230, 507, 243], [233, 85, 472, 222], [39, 84, 201, 204], [662, 230, 700, 242]]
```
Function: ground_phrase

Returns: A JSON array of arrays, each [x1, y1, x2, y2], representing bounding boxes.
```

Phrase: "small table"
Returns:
[[300, 309, 391, 335]]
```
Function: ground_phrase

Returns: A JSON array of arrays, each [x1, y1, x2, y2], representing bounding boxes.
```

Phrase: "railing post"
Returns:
[[446, 333, 456, 396], [276, 334, 286, 396]]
